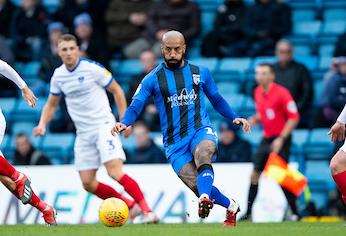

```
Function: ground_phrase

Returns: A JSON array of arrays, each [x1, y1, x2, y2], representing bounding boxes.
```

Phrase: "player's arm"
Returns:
[[328, 105, 346, 142], [106, 80, 127, 120], [112, 77, 153, 135], [202, 68, 251, 132], [271, 94, 300, 153], [0, 59, 37, 107], [33, 94, 61, 136]]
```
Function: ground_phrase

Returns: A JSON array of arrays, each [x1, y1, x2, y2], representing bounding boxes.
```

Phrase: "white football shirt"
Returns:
[[50, 58, 115, 133]]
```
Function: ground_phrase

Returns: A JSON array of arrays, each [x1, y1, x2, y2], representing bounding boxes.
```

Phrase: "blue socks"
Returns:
[[196, 164, 214, 198], [210, 186, 231, 209]]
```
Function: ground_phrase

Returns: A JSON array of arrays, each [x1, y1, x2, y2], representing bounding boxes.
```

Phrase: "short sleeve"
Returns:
[[92, 63, 113, 88], [49, 74, 62, 96], [282, 89, 300, 120]]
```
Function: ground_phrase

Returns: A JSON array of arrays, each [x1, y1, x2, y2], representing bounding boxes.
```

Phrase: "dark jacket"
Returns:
[[14, 147, 51, 165], [146, 0, 200, 42], [217, 137, 252, 163], [244, 0, 291, 41], [274, 60, 314, 115], [39, 44, 61, 83], [105, 0, 153, 48], [129, 140, 166, 164], [213, 0, 247, 43], [324, 72, 346, 112], [77, 34, 109, 67], [0, 0, 17, 37]]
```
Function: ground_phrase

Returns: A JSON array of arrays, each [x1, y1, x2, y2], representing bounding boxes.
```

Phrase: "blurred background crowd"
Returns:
[[0, 0, 346, 217]]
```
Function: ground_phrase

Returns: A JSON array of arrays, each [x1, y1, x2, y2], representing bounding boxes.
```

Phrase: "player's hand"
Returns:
[[33, 124, 46, 136], [111, 122, 127, 136], [123, 126, 133, 138], [233, 118, 251, 133], [21, 86, 37, 107], [271, 137, 284, 154], [328, 121, 345, 142]]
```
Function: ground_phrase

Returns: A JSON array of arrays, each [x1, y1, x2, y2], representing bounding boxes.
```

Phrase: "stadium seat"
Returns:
[[313, 79, 325, 106], [294, 55, 318, 71], [1, 134, 10, 150], [41, 133, 75, 164], [321, 20, 346, 35], [42, 0, 61, 13], [217, 81, 240, 95], [240, 96, 255, 117], [150, 132, 163, 148], [291, 129, 310, 154], [323, 8, 346, 21], [190, 58, 218, 72], [0, 98, 16, 119], [218, 58, 251, 74], [292, 9, 316, 22], [117, 60, 143, 76], [319, 56, 333, 71], [223, 94, 245, 112], [241, 128, 263, 150], [303, 128, 334, 160], [293, 21, 321, 36], [201, 12, 215, 34], [252, 57, 276, 70], [11, 98, 46, 122], [318, 44, 335, 56], [294, 45, 312, 56], [14, 61, 41, 78], [11, 122, 36, 135]]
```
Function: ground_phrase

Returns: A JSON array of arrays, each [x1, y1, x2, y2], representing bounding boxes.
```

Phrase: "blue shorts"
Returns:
[[165, 126, 218, 174]]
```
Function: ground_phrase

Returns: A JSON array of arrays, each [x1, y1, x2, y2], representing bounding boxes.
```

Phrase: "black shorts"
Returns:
[[252, 135, 292, 172]]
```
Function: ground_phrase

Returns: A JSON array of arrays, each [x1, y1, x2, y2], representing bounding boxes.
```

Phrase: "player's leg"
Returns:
[[244, 138, 271, 220], [98, 125, 156, 221], [330, 147, 346, 204]]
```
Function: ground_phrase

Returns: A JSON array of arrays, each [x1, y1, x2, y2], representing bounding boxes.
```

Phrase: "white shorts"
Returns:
[[0, 111, 6, 156], [340, 140, 346, 153], [74, 123, 126, 171]]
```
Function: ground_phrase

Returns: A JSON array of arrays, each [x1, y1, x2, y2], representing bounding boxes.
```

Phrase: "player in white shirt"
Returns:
[[33, 34, 157, 222], [329, 105, 346, 204], [0, 59, 57, 225]]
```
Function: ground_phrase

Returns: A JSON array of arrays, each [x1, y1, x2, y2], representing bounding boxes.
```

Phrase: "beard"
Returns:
[[164, 57, 184, 70]]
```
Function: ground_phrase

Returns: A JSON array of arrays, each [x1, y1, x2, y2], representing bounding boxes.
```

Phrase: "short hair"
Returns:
[[58, 34, 77, 44], [16, 132, 28, 139], [257, 62, 275, 74]]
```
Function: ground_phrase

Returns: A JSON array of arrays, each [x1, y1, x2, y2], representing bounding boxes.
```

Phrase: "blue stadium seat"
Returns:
[[322, 0, 346, 8], [120, 135, 136, 153], [252, 57, 276, 69], [41, 133, 75, 164], [241, 128, 263, 150], [293, 9, 316, 22], [323, 8, 346, 21], [1, 134, 10, 150], [11, 122, 36, 135], [321, 20, 346, 35], [294, 45, 312, 56], [240, 96, 255, 117], [0, 98, 16, 119], [319, 56, 332, 71], [150, 132, 163, 148], [201, 12, 215, 34], [294, 55, 318, 70], [303, 128, 334, 160], [319, 44, 335, 56], [190, 58, 218, 72], [217, 81, 240, 96], [14, 61, 41, 78], [223, 94, 245, 112], [11, 97, 46, 122], [195, 0, 223, 11], [42, 0, 60, 13], [293, 21, 321, 36], [218, 58, 251, 73], [291, 129, 310, 154], [313, 79, 325, 106], [117, 60, 143, 76]]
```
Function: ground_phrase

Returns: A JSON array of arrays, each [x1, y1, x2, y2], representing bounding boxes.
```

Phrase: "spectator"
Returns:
[[244, 0, 291, 57], [11, 0, 48, 61], [40, 22, 64, 85], [128, 122, 166, 164], [334, 32, 346, 57], [74, 13, 109, 66], [201, 0, 248, 58], [0, 0, 17, 38], [105, 0, 153, 58], [0, 36, 14, 65], [217, 121, 252, 162], [323, 57, 346, 124], [273, 39, 314, 128], [13, 133, 51, 165], [143, 0, 201, 57], [127, 50, 160, 131]]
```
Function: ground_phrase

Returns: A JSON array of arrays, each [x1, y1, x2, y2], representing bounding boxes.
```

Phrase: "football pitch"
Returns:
[[0, 222, 345, 236]]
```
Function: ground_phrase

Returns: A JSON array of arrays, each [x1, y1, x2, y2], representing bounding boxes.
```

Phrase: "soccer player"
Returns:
[[33, 34, 157, 223], [329, 105, 346, 204], [244, 63, 300, 221], [112, 30, 251, 227], [0, 59, 57, 225]]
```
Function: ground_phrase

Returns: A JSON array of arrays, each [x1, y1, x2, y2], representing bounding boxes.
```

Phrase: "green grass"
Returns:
[[0, 222, 345, 236]]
